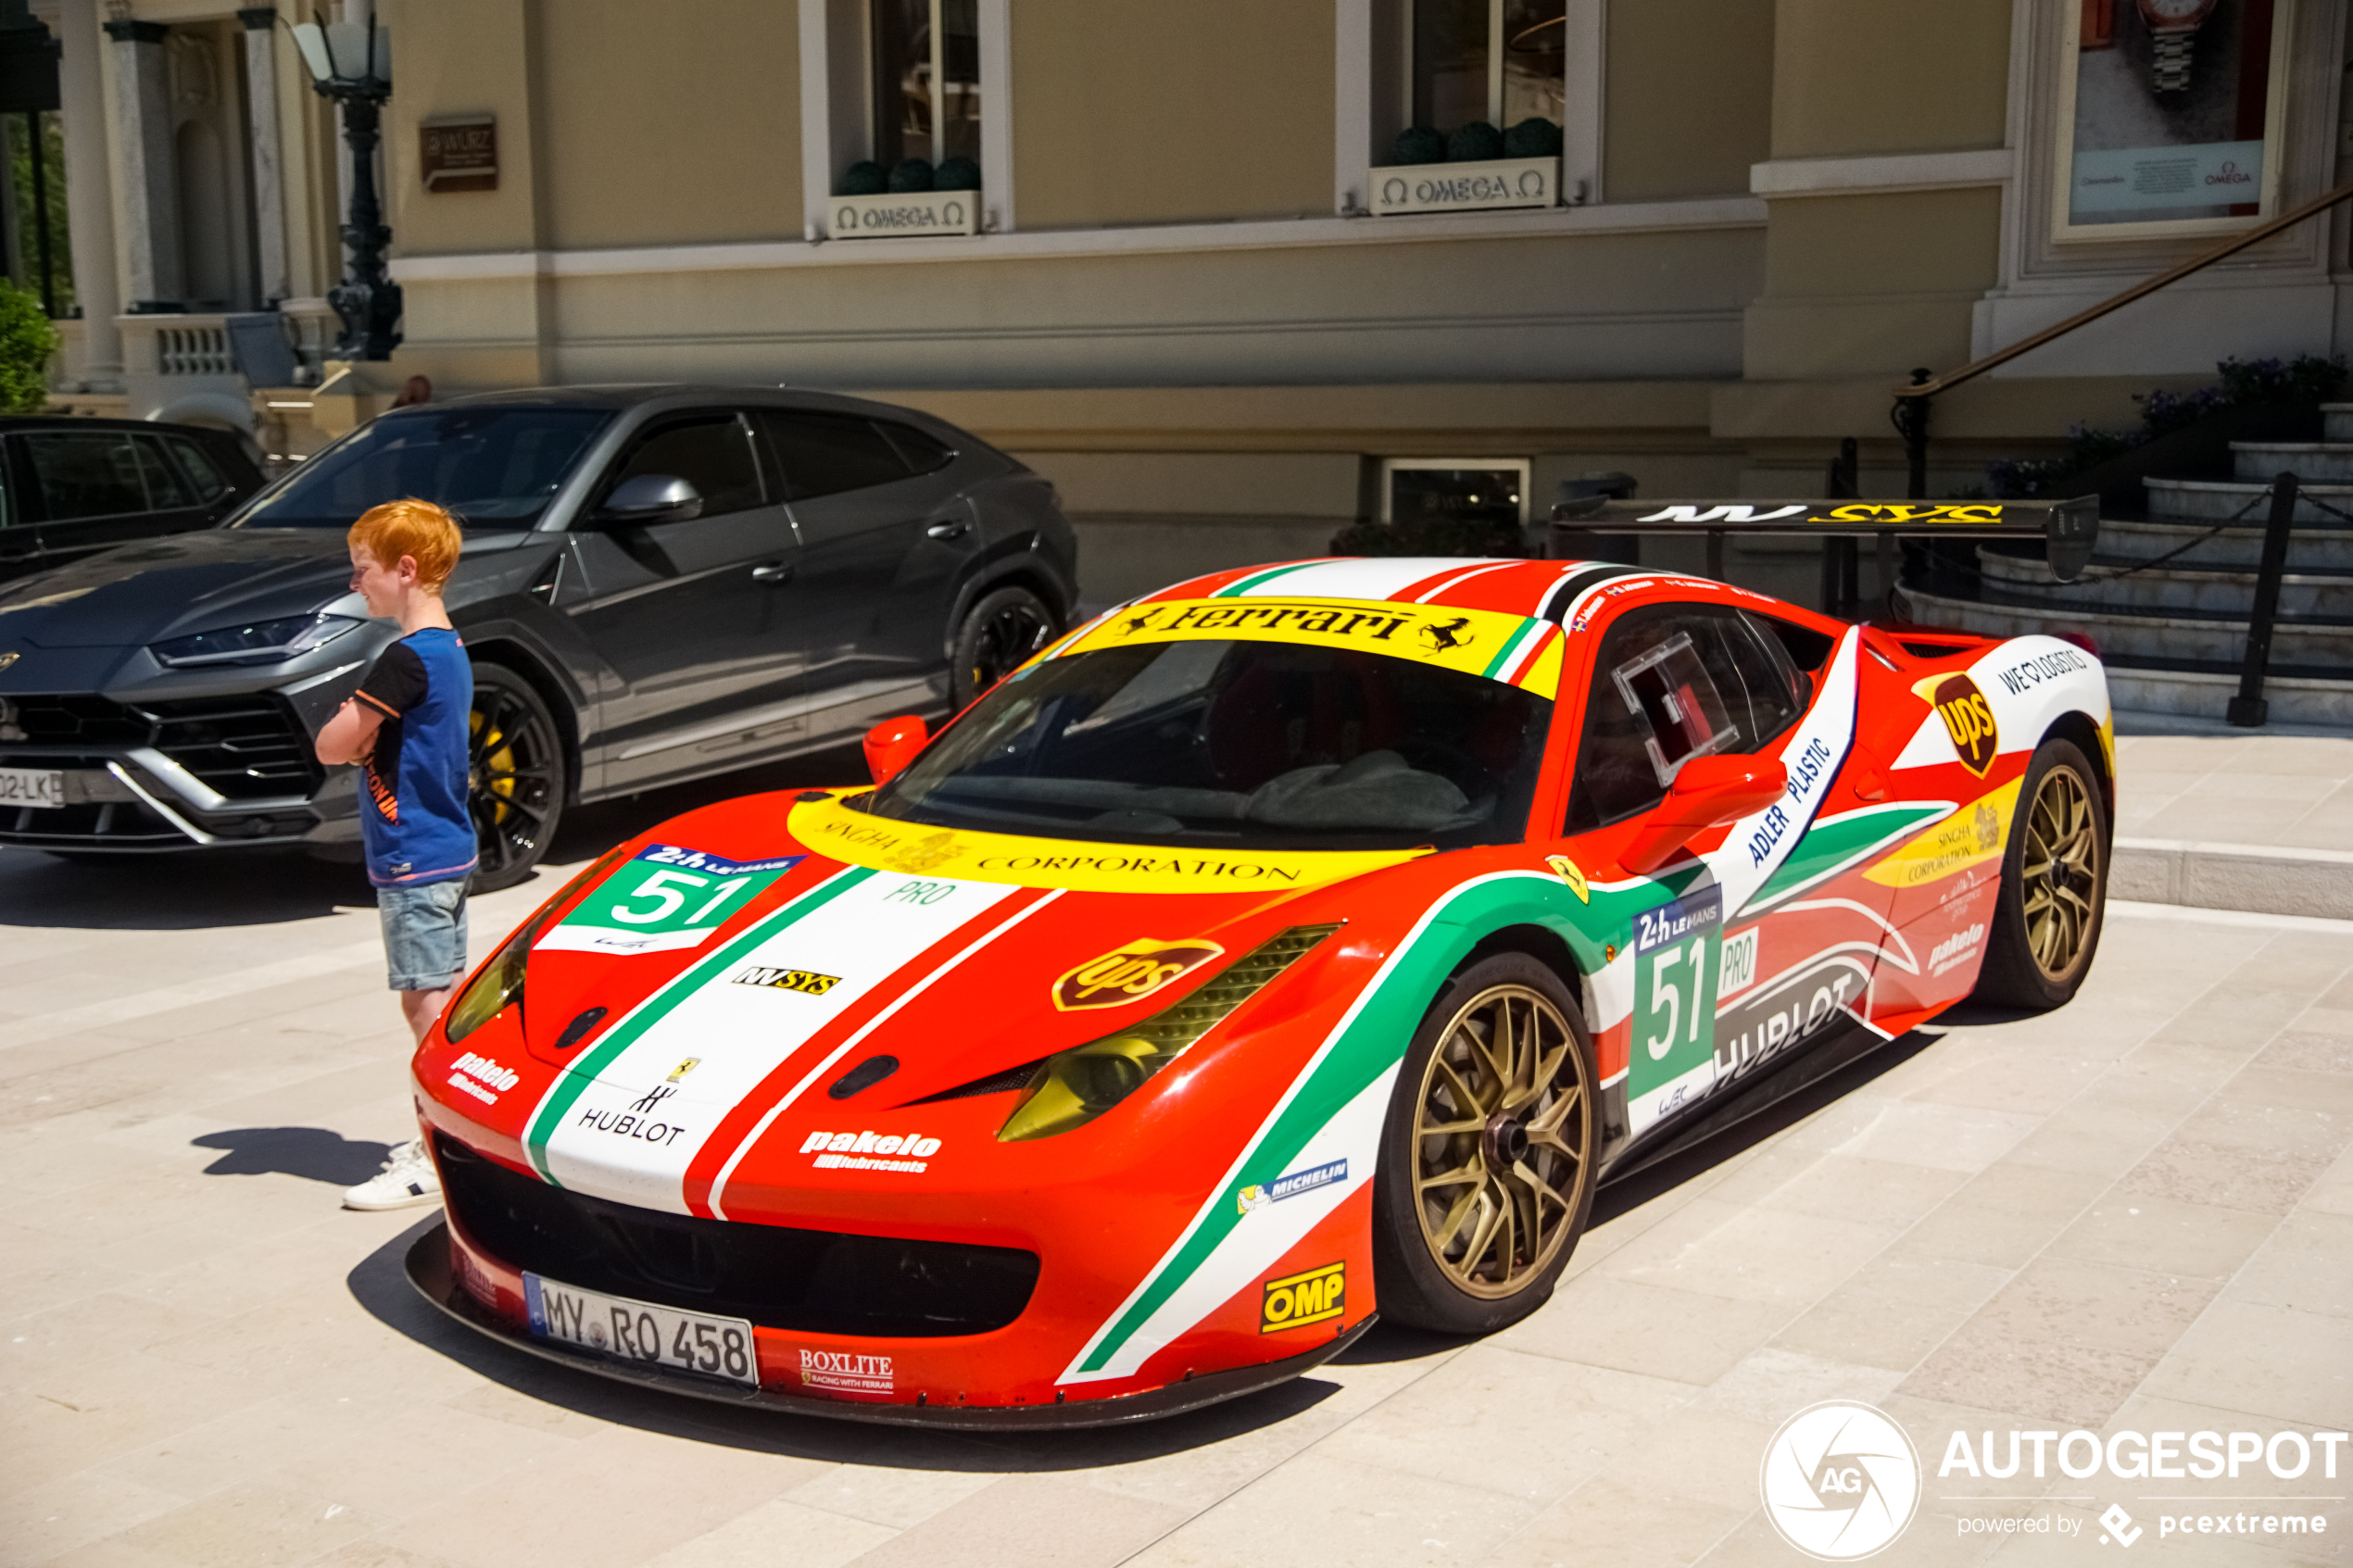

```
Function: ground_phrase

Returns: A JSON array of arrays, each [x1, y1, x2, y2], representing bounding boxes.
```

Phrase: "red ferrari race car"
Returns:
[[406, 508, 2114, 1427]]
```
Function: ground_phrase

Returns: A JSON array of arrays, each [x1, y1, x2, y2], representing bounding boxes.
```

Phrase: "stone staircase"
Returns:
[[1900, 404, 2353, 727]]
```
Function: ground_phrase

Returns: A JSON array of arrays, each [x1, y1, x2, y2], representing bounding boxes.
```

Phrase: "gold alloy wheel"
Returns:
[[1410, 984, 1593, 1299], [2022, 763, 2100, 981]]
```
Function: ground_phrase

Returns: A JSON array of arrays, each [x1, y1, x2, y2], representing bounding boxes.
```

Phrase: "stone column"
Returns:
[[239, 6, 288, 306], [102, 7, 180, 310], [56, 0, 120, 384]]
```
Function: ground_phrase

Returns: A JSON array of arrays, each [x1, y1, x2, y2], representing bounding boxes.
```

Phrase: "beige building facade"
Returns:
[[41, 0, 2353, 596]]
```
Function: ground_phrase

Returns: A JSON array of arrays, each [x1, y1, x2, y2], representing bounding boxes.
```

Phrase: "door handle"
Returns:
[[925, 520, 969, 541], [751, 561, 794, 583]]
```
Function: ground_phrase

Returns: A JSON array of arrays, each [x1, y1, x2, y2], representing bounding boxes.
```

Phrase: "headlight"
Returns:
[[998, 923, 1341, 1142], [443, 845, 630, 1044], [150, 611, 362, 669]]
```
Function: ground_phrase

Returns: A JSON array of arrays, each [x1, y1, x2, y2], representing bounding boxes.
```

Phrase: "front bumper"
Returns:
[[0, 690, 344, 852], [405, 1220, 1371, 1429]]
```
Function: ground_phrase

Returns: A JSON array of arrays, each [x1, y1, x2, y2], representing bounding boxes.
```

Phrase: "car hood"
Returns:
[[0, 528, 535, 649], [447, 791, 1426, 1215]]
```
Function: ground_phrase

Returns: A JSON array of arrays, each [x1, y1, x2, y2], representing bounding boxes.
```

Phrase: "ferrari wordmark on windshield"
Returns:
[[1056, 597, 1565, 697]]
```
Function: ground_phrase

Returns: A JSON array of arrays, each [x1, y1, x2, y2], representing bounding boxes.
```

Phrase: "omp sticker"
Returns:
[[1052, 595, 1562, 697], [527, 870, 1016, 1212], [787, 793, 1430, 894], [1864, 778, 2021, 889], [535, 846, 806, 956], [1054, 938, 1225, 1011], [1259, 1261, 1346, 1333]]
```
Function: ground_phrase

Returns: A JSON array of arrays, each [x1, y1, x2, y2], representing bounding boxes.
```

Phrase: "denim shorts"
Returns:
[[379, 878, 470, 991]]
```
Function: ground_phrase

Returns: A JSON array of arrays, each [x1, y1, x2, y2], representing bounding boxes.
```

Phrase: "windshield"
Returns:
[[861, 639, 1554, 850], [232, 407, 614, 530]]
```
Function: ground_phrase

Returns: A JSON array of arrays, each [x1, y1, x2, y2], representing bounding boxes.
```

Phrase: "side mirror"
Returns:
[[592, 473, 703, 527], [1618, 754, 1790, 876], [863, 715, 928, 785]]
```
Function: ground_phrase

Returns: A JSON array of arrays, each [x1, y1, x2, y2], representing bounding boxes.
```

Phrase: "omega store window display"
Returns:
[[2057, 0, 2292, 237]]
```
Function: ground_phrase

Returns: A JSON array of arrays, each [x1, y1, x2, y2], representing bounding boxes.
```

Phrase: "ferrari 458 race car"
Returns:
[[408, 531, 2115, 1427]]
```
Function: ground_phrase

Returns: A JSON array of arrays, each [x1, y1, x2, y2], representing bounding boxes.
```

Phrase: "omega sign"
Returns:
[[1371, 155, 1556, 217], [832, 190, 979, 240]]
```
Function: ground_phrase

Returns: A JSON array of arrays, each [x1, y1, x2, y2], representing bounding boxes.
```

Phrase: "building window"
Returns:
[[871, 0, 979, 182], [2053, 0, 2290, 240], [1381, 458, 1530, 528], [1408, 0, 1565, 148]]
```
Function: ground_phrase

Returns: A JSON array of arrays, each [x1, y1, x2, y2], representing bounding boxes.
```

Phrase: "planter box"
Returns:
[[830, 190, 980, 239], [1370, 157, 1557, 217]]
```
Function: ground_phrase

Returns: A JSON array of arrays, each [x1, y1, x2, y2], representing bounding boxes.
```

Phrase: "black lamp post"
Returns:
[[292, 14, 400, 359]]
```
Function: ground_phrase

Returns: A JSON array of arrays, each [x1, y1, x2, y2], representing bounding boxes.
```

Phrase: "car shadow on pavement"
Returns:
[[346, 1215, 1346, 1467], [192, 1126, 393, 1185]]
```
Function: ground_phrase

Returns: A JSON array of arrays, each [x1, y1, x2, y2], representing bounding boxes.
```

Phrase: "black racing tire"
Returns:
[[1371, 951, 1599, 1335], [1972, 736, 2108, 1010], [467, 663, 567, 894], [950, 584, 1059, 709]]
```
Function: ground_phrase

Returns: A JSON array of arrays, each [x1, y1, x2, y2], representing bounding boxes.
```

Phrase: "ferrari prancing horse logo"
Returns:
[[1053, 938, 1225, 1010], [1919, 673, 1998, 778]]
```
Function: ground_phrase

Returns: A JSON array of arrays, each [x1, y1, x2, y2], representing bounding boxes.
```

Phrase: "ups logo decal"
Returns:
[[1924, 674, 1999, 777], [1052, 938, 1224, 1011]]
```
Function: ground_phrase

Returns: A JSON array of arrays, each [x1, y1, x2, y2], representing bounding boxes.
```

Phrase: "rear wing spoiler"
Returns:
[[1551, 495, 2098, 583]]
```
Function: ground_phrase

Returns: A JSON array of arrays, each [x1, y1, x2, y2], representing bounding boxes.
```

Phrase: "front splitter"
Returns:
[[404, 1220, 1373, 1430]]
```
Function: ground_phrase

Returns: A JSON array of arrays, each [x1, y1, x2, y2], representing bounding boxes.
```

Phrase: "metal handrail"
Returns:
[[1890, 176, 2353, 497]]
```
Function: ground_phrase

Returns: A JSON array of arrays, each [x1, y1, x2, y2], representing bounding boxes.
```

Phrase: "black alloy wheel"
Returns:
[[950, 585, 1059, 709], [467, 664, 566, 893]]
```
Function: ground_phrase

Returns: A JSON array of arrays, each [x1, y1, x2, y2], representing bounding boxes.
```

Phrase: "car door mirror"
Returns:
[[864, 715, 928, 785], [1618, 754, 1789, 876], [591, 473, 703, 527]]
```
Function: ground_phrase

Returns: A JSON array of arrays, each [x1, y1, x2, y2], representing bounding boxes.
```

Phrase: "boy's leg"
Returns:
[[349, 880, 470, 1210]]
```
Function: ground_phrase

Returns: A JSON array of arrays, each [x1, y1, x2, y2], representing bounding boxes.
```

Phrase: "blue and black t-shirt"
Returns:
[[354, 628, 477, 888]]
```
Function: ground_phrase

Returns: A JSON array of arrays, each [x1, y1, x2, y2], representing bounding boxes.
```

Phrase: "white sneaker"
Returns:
[[344, 1137, 443, 1210]]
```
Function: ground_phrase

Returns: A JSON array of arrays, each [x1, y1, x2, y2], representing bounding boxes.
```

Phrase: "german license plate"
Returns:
[[523, 1273, 758, 1387], [0, 766, 63, 809]]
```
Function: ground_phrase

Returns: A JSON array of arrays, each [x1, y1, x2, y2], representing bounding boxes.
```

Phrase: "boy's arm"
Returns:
[[313, 697, 384, 766], [318, 643, 425, 767]]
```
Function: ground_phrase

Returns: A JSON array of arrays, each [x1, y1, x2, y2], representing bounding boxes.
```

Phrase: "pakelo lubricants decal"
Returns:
[[535, 845, 807, 957], [1620, 630, 1860, 1135], [528, 870, 1019, 1212]]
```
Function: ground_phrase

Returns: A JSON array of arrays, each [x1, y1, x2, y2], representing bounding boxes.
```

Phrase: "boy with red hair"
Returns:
[[313, 498, 475, 1210]]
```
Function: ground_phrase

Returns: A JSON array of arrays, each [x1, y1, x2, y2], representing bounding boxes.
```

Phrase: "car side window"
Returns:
[[1566, 606, 1802, 834], [603, 414, 765, 518], [876, 420, 955, 476], [24, 432, 153, 520], [167, 436, 232, 503], [133, 437, 195, 510], [759, 409, 913, 500]]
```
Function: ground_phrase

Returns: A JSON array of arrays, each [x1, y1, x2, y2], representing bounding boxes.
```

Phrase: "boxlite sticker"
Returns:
[[1261, 1261, 1346, 1333], [1053, 938, 1225, 1010]]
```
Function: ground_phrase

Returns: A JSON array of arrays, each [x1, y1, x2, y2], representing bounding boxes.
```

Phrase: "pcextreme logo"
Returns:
[[1760, 1401, 1922, 1560]]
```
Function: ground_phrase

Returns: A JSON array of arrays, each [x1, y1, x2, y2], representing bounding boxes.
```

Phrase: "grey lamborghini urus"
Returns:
[[0, 386, 1078, 888]]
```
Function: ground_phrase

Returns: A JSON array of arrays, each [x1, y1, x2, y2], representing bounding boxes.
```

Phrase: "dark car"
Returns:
[[0, 385, 1078, 887], [0, 417, 265, 582]]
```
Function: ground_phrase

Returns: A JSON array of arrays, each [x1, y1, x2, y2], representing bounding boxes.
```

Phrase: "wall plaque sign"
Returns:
[[421, 115, 497, 193]]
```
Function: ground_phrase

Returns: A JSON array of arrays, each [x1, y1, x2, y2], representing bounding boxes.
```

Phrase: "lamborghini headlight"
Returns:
[[998, 923, 1341, 1142], [151, 611, 361, 669], [442, 845, 630, 1044]]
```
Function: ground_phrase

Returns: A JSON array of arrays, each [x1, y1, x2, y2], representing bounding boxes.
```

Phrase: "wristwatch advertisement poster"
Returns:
[[2057, 0, 2285, 235]]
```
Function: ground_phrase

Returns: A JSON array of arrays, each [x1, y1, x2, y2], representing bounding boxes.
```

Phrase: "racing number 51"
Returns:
[[1641, 934, 1716, 1077], [609, 869, 753, 927]]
